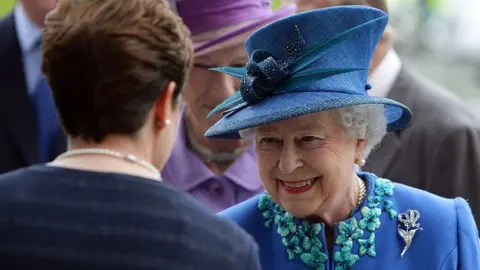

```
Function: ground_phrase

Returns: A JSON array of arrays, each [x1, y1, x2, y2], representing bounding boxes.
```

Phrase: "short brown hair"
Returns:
[[42, 0, 193, 142]]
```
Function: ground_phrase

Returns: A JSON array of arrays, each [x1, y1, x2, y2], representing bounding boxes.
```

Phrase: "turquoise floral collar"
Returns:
[[258, 175, 397, 270]]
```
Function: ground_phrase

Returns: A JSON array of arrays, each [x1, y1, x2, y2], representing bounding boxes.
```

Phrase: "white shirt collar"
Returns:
[[14, 3, 43, 53], [367, 49, 402, 97]]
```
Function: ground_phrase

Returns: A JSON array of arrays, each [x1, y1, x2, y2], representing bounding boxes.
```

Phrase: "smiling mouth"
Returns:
[[279, 177, 320, 194]]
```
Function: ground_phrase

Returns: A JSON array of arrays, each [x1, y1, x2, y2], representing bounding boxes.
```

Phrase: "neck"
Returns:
[[311, 174, 359, 227], [50, 135, 158, 180], [19, 2, 45, 28]]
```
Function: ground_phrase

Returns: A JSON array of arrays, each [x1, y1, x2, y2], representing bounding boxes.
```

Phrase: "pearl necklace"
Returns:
[[55, 148, 161, 180], [356, 176, 366, 206]]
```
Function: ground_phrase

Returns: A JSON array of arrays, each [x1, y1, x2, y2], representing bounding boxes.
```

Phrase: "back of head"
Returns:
[[42, 0, 193, 143]]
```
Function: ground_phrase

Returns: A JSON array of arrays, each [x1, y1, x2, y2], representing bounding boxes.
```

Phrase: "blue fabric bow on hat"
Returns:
[[205, 6, 412, 139]]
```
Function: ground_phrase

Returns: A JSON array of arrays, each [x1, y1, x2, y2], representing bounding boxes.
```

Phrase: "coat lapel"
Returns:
[[364, 68, 416, 177], [0, 14, 39, 165]]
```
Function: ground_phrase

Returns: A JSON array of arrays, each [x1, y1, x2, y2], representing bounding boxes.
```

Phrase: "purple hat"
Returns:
[[169, 0, 296, 56]]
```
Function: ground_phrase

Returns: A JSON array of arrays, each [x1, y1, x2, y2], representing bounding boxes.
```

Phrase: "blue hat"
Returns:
[[204, 6, 412, 139]]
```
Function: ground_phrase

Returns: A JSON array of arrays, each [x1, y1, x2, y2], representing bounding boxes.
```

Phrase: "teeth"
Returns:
[[283, 179, 314, 188]]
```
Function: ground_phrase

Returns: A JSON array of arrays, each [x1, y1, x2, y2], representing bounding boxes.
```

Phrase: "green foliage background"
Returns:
[[0, 0, 15, 17], [272, 0, 283, 9]]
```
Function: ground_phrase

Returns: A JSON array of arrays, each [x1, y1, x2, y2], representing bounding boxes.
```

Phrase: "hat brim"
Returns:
[[204, 92, 413, 139], [194, 4, 297, 57]]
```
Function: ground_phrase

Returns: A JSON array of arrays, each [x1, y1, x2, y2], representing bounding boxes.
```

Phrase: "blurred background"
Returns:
[[387, 0, 480, 114], [1, 0, 478, 114], [0, 1, 15, 17]]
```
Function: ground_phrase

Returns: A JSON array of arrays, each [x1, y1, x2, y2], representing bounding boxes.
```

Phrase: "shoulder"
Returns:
[[391, 179, 475, 224], [0, 13, 15, 53], [392, 181, 458, 218], [391, 181, 480, 267], [140, 179, 260, 269], [0, 12, 14, 33], [219, 194, 263, 228], [0, 166, 261, 269], [218, 194, 271, 256], [0, 165, 40, 192], [364, 173, 462, 226], [171, 190, 261, 269], [391, 178, 478, 241], [366, 172, 475, 238], [395, 67, 480, 133]]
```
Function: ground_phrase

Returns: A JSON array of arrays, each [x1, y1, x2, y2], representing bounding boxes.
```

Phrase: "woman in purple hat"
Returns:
[[161, 0, 296, 212]]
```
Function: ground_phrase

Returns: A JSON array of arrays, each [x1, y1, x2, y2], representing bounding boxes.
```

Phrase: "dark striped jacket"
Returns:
[[0, 165, 261, 270]]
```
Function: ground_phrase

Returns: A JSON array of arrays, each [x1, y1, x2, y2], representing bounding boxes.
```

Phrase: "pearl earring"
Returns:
[[355, 158, 366, 167], [165, 119, 171, 125]]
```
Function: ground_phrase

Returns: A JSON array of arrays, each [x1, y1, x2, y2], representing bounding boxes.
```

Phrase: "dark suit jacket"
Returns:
[[0, 13, 65, 174], [365, 67, 480, 224]]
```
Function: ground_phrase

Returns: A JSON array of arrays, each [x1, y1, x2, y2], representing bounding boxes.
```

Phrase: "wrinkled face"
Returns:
[[183, 43, 248, 149], [255, 110, 363, 218]]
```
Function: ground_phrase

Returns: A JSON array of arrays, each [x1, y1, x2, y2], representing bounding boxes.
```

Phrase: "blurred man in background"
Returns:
[[0, 0, 65, 173], [295, 0, 480, 224], [161, 0, 295, 212]]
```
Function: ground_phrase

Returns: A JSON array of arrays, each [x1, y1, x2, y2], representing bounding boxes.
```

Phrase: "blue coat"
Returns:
[[219, 172, 480, 269]]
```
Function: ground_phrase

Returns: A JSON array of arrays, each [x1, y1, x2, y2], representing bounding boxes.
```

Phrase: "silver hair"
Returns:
[[238, 104, 387, 159], [338, 104, 387, 158], [238, 127, 256, 142]]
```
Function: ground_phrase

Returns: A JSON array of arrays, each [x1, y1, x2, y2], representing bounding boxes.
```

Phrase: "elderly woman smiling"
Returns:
[[205, 6, 480, 270]]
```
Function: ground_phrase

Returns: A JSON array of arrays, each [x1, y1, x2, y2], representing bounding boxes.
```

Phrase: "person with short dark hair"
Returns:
[[0, 1, 261, 269], [161, 0, 296, 212]]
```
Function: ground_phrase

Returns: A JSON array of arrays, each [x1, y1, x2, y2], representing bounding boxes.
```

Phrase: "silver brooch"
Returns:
[[397, 209, 423, 257]]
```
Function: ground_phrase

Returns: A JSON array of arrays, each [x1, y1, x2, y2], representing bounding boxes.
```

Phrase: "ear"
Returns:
[[154, 81, 177, 130], [355, 139, 367, 158]]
